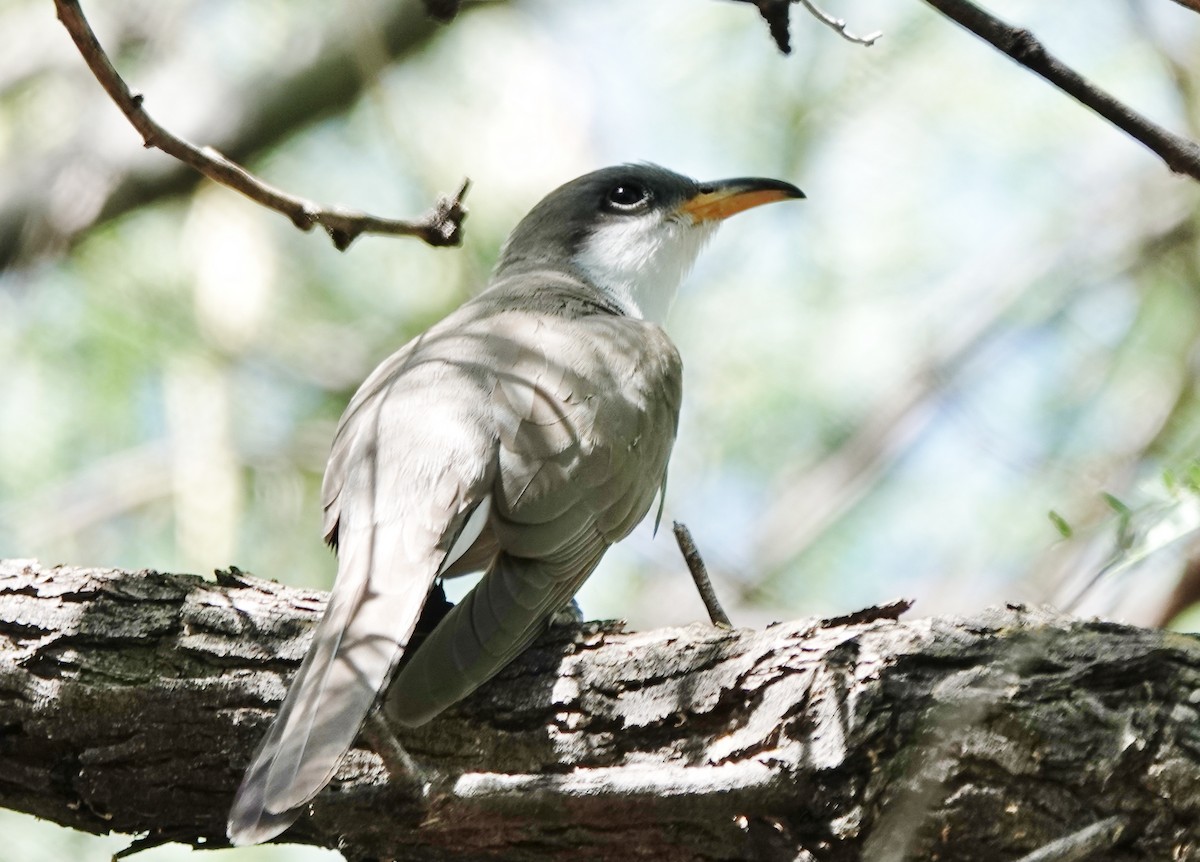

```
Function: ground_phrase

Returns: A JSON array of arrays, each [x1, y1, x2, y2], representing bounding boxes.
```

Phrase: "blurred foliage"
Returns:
[[3, 0, 1200, 858]]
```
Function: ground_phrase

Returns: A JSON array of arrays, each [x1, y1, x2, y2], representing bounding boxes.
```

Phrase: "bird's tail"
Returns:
[[227, 532, 429, 846], [385, 546, 603, 728]]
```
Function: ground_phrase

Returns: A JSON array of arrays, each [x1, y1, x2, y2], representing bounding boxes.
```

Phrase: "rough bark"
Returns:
[[1, 559, 1198, 861]]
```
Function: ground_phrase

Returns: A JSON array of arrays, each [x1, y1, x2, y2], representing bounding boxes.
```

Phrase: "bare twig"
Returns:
[[53, 0, 469, 250], [797, 0, 881, 46], [923, 0, 1200, 182], [724, 0, 880, 53], [1013, 816, 1127, 862], [672, 521, 733, 628]]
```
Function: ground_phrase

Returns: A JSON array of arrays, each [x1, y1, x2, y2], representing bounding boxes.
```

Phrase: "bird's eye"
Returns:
[[605, 182, 651, 211]]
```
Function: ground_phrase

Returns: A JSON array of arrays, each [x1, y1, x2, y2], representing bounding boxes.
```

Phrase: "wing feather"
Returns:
[[386, 305, 683, 728]]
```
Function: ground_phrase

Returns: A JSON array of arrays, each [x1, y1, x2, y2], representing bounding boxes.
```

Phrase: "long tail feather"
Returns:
[[227, 531, 430, 845]]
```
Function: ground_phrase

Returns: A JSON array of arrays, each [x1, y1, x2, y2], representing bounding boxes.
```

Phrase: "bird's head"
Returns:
[[495, 163, 804, 324]]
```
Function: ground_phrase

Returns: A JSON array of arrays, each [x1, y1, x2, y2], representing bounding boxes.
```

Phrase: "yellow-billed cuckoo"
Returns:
[[227, 164, 802, 845]]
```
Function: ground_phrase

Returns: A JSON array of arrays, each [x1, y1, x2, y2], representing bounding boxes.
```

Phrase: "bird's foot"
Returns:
[[548, 599, 584, 628], [363, 712, 431, 800]]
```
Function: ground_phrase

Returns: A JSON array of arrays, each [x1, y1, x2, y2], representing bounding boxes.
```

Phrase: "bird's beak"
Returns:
[[677, 177, 805, 223]]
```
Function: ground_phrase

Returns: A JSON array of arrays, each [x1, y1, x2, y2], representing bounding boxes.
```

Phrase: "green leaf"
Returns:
[[1047, 510, 1073, 538]]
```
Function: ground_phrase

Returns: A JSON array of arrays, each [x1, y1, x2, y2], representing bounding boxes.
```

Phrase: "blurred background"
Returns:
[[3, 0, 1200, 858]]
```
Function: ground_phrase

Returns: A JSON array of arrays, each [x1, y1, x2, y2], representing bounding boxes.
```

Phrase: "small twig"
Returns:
[[54, 0, 469, 250], [1012, 816, 1127, 862], [923, 0, 1200, 182], [672, 521, 733, 629], [797, 0, 882, 46], [723, 0, 880, 54]]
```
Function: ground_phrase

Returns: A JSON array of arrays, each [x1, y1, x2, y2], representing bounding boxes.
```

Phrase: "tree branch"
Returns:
[[795, 0, 881, 46], [52, 0, 469, 250], [922, 0, 1200, 181], [3, 560, 1199, 859], [672, 521, 734, 628], [2, 1, 467, 268], [722, 0, 879, 54]]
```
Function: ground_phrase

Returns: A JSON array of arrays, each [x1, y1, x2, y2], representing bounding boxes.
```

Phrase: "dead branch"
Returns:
[[723, 0, 1200, 182], [922, 0, 1200, 182], [796, 0, 881, 46], [52, 0, 469, 251], [672, 521, 733, 628], [2, 2, 462, 267], [723, 0, 879, 54]]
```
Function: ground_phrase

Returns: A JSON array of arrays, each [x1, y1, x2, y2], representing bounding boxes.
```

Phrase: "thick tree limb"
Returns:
[[2, 559, 1199, 860], [52, 0, 468, 251], [922, 0, 1200, 181]]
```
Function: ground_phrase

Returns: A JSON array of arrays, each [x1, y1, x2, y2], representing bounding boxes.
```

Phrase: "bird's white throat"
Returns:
[[573, 213, 718, 325]]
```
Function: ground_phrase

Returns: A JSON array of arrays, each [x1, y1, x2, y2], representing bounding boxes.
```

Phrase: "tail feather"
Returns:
[[386, 544, 604, 728], [227, 531, 432, 845]]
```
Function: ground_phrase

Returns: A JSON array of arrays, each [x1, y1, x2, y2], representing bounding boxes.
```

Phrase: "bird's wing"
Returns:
[[228, 323, 497, 845], [386, 305, 683, 727]]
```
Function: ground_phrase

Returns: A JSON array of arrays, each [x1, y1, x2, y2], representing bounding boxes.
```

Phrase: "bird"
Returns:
[[227, 163, 803, 845]]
